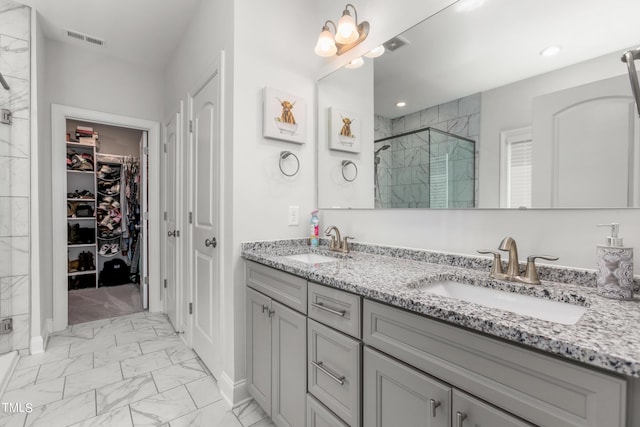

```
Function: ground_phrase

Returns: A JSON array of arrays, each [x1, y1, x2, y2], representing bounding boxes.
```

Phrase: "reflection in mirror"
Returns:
[[317, 0, 640, 209]]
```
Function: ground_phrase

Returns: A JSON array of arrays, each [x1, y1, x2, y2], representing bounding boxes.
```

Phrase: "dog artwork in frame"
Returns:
[[329, 107, 361, 153], [263, 87, 307, 144]]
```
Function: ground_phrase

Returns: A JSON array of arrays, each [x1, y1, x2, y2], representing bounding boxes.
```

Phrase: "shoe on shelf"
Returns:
[[99, 244, 110, 256]]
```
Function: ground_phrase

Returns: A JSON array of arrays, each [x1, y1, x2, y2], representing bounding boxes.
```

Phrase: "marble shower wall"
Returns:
[[374, 93, 480, 208], [0, 0, 31, 353]]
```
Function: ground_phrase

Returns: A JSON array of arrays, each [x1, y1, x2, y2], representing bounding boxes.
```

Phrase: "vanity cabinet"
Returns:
[[246, 263, 307, 427], [363, 299, 627, 427]]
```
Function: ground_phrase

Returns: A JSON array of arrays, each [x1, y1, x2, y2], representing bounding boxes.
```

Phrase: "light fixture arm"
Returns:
[[344, 4, 358, 24], [322, 20, 337, 33]]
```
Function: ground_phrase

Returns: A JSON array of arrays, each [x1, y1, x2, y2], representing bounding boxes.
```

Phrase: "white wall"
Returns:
[[318, 60, 374, 208], [231, 0, 319, 397], [317, 0, 640, 272]]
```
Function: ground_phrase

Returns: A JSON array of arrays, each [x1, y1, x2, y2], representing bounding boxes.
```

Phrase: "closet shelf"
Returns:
[[96, 176, 120, 183], [67, 198, 95, 202], [67, 217, 95, 221], [97, 191, 120, 198], [68, 243, 96, 248], [67, 169, 95, 175], [66, 141, 95, 148], [68, 270, 97, 277]]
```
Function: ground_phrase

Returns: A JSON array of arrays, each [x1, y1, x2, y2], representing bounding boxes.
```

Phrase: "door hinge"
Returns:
[[0, 318, 12, 335], [143, 211, 149, 221], [189, 303, 193, 314], [143, 146, 149, 156], [163, 211, 167, 221], [163, 279, 167, 289], [163, 143, 167, 153], [144, 276, 148, 285], [189, 120, 193, 133], [189, 212, 193, 224]]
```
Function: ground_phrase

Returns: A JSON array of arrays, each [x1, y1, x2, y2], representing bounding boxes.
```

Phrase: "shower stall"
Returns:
[[374, 127, 476, 208]]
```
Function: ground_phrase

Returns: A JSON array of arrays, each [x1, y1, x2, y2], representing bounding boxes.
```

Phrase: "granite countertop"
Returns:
[[241, 239, 640, 378]]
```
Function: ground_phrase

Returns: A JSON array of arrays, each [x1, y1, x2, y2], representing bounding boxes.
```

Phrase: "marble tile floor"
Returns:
[[0, 311, 275, 427]]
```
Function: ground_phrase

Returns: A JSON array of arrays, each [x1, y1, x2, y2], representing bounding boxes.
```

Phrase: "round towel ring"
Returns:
[[341, 160, 358, 182], [279, 150, 300, 177]]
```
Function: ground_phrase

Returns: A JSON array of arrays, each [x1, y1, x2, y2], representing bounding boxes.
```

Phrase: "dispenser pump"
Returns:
[[597, 223, 623, 246]]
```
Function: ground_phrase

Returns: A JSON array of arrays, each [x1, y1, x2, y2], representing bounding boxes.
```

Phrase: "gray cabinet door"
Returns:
[[246, 287, 272, 416], [364, 347, 451, 427], [452, 389, 533, 427], [272, 300, 307, 427]]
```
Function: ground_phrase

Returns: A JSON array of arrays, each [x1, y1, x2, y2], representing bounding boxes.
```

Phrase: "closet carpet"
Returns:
[[68, 284, 143, 325]]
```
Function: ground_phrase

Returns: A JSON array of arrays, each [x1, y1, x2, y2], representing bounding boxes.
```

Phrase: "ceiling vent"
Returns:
[[383, 36, 410, 52], [64, 29, 106, 47]]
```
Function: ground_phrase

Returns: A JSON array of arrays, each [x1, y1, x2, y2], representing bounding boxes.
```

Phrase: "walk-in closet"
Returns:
[[65, 119, 148, 324]]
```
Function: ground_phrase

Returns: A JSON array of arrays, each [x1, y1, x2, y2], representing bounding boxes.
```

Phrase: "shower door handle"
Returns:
[[205, 237, 217, 248]]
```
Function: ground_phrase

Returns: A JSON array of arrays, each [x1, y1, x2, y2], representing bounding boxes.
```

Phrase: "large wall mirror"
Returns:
[[317, 0, 640, 209]]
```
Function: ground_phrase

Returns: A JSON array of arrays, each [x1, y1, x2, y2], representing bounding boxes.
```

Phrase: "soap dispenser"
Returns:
[[596, 223, 634, 300]]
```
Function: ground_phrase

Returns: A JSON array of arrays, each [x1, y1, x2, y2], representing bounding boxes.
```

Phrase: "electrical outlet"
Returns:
[[288, 206, 299, 226]]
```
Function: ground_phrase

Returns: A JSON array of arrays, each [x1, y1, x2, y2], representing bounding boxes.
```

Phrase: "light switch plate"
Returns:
[[288, 206, 299, 226]]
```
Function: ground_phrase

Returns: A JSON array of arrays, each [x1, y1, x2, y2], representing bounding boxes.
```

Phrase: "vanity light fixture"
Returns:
[[396, 101, 407, 107], [540, 45, 562, 57], [364, 45, 385, 58], [314, 4, 370, 57], [345, 57, 364, 69]]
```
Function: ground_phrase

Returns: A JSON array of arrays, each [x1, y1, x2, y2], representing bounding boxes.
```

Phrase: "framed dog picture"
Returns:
[[263, 87, 307, 144], [329, 107, 361, 153]]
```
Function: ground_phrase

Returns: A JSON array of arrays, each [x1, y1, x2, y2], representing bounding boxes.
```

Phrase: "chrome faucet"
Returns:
[[498, 236, 520, 279], [324, 225, 354, 254]]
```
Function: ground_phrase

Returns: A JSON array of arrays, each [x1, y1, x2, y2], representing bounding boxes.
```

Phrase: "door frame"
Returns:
[[51, 104, 161, 332], [162, 102, 183, 329]]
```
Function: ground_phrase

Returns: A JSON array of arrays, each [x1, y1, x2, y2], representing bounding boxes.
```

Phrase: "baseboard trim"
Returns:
[[30, 318, 51, 354], [219, 371, 249, 407]]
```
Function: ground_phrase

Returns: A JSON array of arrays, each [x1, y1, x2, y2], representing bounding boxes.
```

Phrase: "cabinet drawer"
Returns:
[[308, 282, 361, 339], [245, 260, 307, 314], [307, 394, 349, 427], [363, 299, 627, 427], [308, 319, 361, 427], [452, 389, 534, 427]]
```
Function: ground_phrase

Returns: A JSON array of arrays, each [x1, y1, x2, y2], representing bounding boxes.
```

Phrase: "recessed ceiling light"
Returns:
[[345, 57, 364, 69], [540, 45, 562, 57], [455, 0, 485, 12], [396, 101, 406, 107]]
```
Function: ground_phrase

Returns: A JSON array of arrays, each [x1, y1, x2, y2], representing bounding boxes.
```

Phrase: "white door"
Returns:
[[532, 74, 640, 207], [163, 110, 180, 326], [189, 67, 221, 378], [139, 132, 149, 309]]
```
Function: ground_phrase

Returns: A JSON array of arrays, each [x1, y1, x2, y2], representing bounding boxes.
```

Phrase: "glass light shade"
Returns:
[[314, 28, 337, 57], [344, 57, 364, 69], [335, 12, 358, 44], [364, 45, 385, 58]]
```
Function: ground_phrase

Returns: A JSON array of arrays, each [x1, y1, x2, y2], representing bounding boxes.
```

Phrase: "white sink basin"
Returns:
[[284, 253, 338, 264], [420, 281, 587, 325]]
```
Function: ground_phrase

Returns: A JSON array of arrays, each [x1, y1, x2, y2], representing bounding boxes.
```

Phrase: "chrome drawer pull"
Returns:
[[456, 412, 467, 427], [311, 361, 345, 385], [311, 302, 346, 317], [429, 399, 441, 417]]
